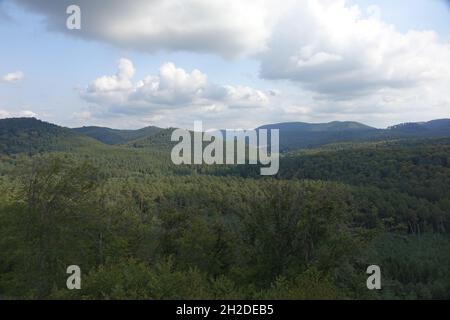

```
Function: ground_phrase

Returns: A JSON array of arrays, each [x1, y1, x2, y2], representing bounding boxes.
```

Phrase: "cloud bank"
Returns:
[[13, 0, 286, 58], [80, 59, 270, 118], [259, 1, 450, 99]]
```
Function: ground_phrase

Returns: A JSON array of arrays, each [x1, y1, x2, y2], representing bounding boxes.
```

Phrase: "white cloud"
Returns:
[[2, 71, 24, 83], [131, 62, 208, 105], [87, 58, 135, 93], [13, 0, 288, 58], [13, 0, 450, 98], [259, 0, 450, 99], [220, 85, 270, 109], [81, 59, 270, 117]]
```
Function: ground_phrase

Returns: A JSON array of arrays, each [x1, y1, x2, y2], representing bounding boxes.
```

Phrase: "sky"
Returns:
[[0, 0, 450, 130]]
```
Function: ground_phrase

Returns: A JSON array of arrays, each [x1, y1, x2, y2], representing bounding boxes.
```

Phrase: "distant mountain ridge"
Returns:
[[388, 119, 450, 136], [1, 117, 450, 155], [258, 119, 450, 151], [258, 121, 375, 132], [257, 121, 380, 151], [73, 125, 164, 145]]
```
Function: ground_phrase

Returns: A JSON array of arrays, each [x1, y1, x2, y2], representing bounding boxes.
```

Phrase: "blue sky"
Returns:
[[349, 0, 450, 37], [1, 0, 450, 129]]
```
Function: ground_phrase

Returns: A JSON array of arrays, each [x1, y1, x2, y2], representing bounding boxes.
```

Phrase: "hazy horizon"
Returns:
[[3, 115, 450, 132]]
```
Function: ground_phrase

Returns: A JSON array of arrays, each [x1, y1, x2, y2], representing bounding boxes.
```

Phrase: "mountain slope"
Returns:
[[0, 118, 103, 155], [387, 119, 450, 136], [127, 128, 177, 150], [3, 118, 450, 155], [74, 125, 164, 145], [259, 119, 450, 151], [73, 119, 450, 152], [257, 121, 380, 151], [259, 121, 375, 132]]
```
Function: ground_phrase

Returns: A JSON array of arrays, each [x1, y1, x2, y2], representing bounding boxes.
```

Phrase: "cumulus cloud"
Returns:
[[131, 62, 208, 106], [81, 59, 270, 116], [12, 0, 287, 58], [2, 71, 24, 83], [217, 85, 270, 109], [87, 58, 135, 93], [11, 0, 450, 97], [259, 0, 450, 98]]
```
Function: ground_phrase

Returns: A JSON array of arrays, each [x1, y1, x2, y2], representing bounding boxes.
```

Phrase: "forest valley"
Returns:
[[0, 118, 450, 299], [170, 122, 280, 175]]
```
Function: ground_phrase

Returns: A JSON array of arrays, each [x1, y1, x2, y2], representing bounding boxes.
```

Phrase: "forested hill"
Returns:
[[258, 121, 375, 132], [73, 125, 164, 145], [258, 119, 450, 151], [74, 118, 450, 151], [387, 119, 450, 136], [1, 117, 450, 299], [126, 128, 178, 149], [257, 121, 379, 151], [73, 124, 176, 150], [0, 117, 103, 155], [2, 117, 450, 155]]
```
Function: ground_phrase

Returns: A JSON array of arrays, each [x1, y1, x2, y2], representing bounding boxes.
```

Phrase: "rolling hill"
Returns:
[[0, 118, 103, 155], [1, 118, 450, 155], [387, 119, 450, 136], [1, 117, 450, 300], [73, 125, 164, 145], [258, 119, 450, 151], [257, 121, 380, 151], [258, 121, 375, 132]]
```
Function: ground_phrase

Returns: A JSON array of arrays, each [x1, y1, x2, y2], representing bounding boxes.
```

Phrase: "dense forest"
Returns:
[[1, 118, 450, 299]]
